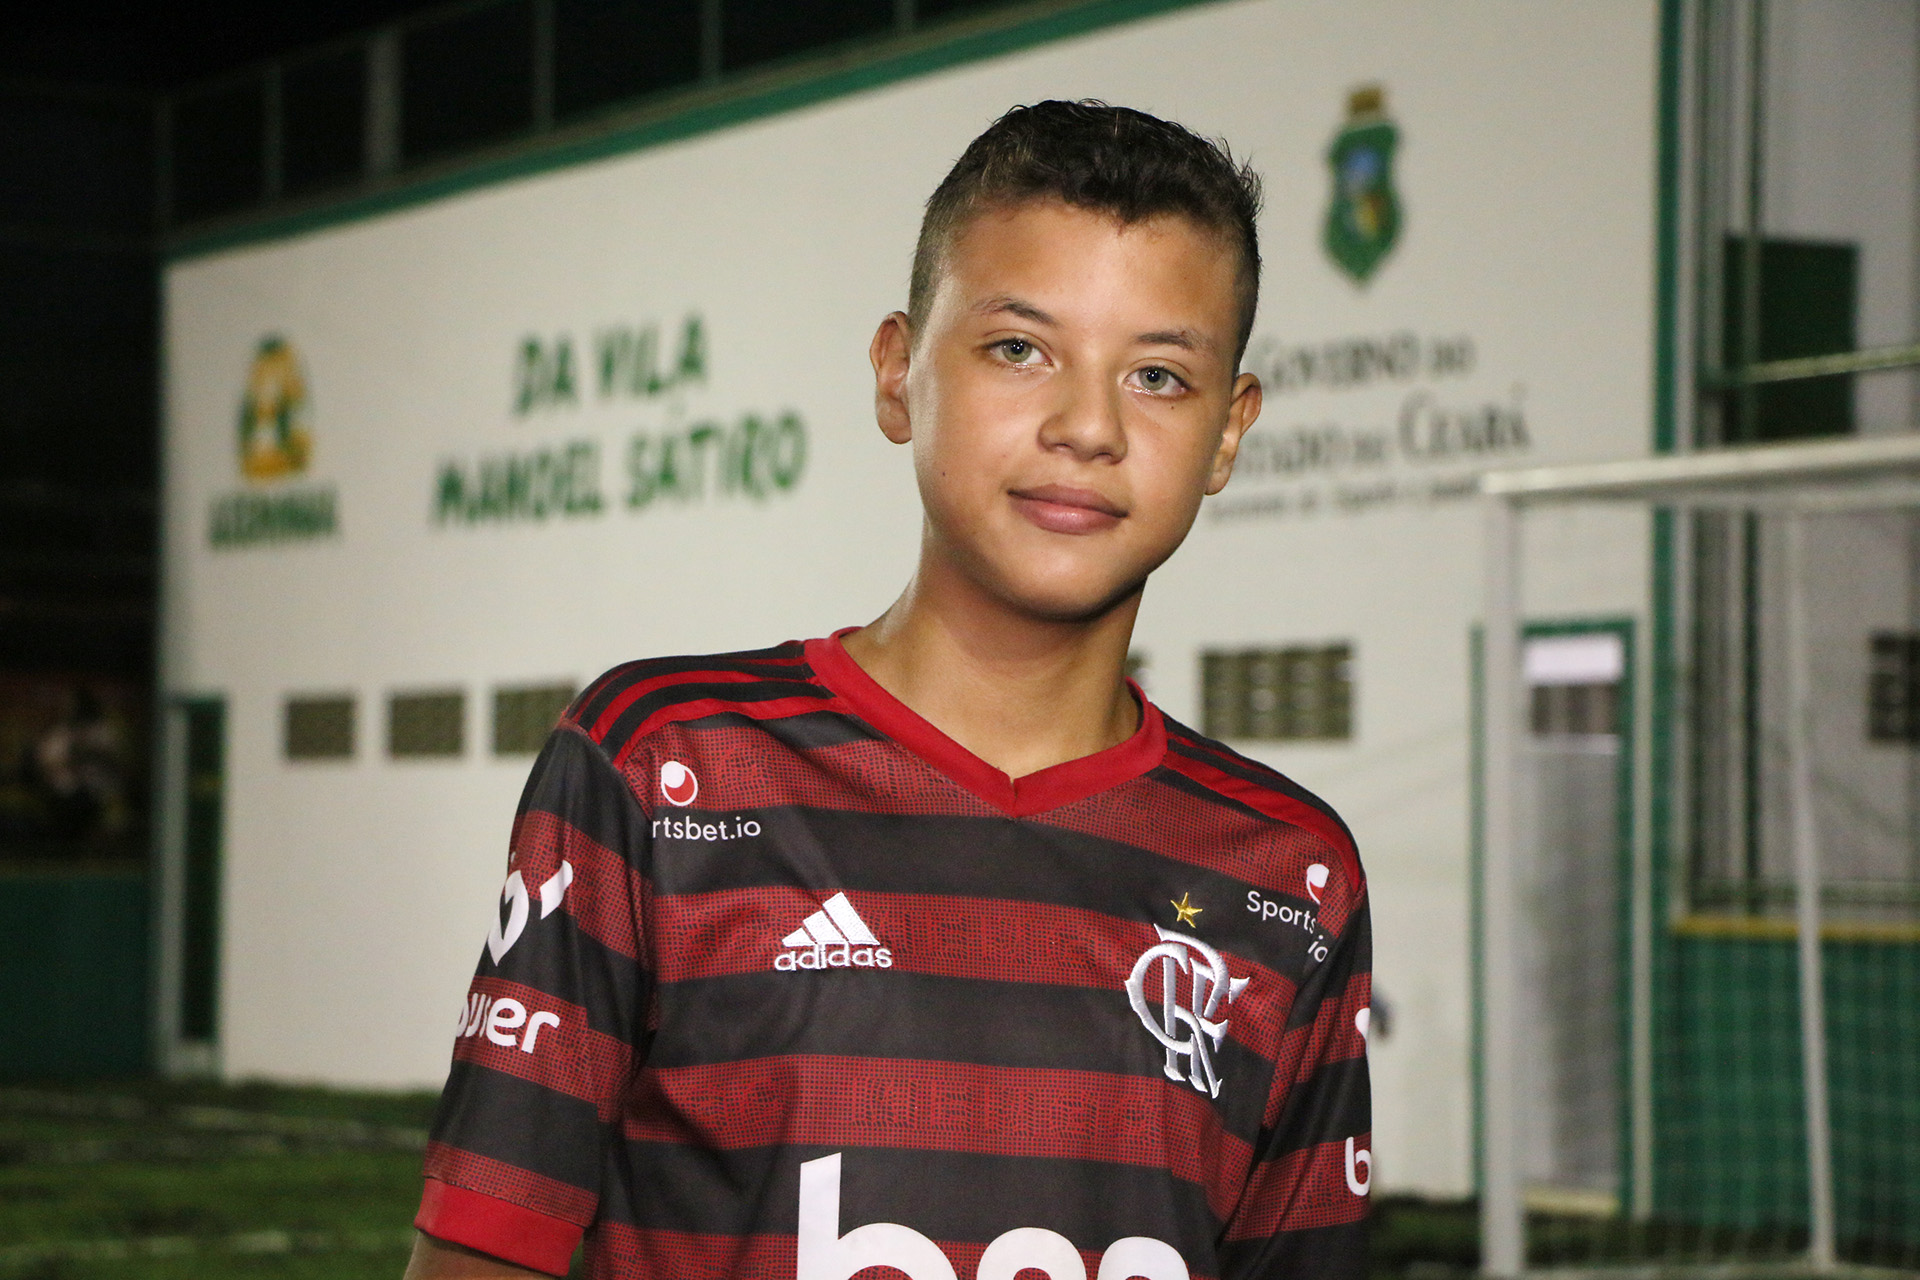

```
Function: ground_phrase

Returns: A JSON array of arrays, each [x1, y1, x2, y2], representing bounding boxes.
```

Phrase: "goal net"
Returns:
[[1477, 433, 1920, 1277]]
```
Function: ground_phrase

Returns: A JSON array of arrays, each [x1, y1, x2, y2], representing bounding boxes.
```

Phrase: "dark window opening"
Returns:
[[721, 0, 892, 74], [1202, 645, 1354, 742], [284, 695, 355, 760], [1530, 683, 1620, 736], [402, 0, 535, 163], [554, 0, 702, 121], [492, 683, 576, 755], [172, 81, 265, 222], [918, 0, 1028, 22], [1719, 236, 1858, 442], [388, 689, 465, 758], [1869, 633, 1920, 745], [282, 46, 368, 197]]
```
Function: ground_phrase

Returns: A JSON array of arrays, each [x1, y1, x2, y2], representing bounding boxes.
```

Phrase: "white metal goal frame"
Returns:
[[1477, 432, 1920, 1278]]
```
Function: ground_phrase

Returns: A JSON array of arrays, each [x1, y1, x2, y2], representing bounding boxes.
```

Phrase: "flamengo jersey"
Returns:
[[417, 632, 1371, 1279]]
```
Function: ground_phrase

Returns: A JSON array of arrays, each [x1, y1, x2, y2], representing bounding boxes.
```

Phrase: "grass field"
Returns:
[[0, 1081, 1477, 1279], [1, 1081, 433, 1280]]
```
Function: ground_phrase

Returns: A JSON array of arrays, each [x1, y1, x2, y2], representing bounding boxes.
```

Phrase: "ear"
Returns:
[[1204, 371, 1262, 495], [870, 312, 914, 444]]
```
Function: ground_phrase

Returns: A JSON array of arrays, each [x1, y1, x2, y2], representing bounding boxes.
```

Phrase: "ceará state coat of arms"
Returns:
[[1324, 85, 1401, 284]]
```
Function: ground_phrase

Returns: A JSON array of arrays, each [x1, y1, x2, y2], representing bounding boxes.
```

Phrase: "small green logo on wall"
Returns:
[[209, 336, 338, 549], [237, 336, 312, 480], [1324, 85, 1401, 285]]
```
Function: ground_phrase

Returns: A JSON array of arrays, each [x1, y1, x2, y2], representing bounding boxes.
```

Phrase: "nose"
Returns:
[[1037, 366, 1127, 463]]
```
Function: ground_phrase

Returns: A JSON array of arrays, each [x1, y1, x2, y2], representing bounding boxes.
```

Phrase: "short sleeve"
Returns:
[[1219, 874, 1372, 1280], [415, 726, 653, 1275]]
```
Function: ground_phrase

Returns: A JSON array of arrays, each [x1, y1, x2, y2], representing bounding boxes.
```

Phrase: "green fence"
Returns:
[[0, 869, 149, 1079], [1654, 928, 1920, 1257]]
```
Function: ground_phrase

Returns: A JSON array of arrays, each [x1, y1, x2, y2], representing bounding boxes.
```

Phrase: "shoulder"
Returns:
[[563, 640, 832, 763], [1155, 712, 1362, 891]]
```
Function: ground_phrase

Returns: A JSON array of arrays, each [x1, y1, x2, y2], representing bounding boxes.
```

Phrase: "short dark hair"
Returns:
[[909, 100, 1264, 361]]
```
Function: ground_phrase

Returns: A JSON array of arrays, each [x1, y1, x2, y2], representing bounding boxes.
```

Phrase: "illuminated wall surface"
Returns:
[[162, 0, 1663, 1194]]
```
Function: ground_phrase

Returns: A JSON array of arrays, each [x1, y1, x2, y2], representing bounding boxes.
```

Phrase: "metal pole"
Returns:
[[531, 0, 555, 133], [699, 0, 723, 82], [1629, 537, 1657, 1220], [1694, 0, 1726, 447], [154, 95, 174, 232], [1782, 510, 1836, 1269], [1481, 496, 1524, 1278], [1736, 0, 1765, 443], [262, 63, 284, 204], [365, 28, 402, 178]]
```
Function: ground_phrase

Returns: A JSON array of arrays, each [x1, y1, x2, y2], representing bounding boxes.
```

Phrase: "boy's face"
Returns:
[[872, 199, 1260, 624]]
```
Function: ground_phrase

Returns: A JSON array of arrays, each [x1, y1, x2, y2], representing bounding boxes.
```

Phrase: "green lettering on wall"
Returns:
[[513, 338, 543, 416], [588, 313, 709, 406], [513, 335, 580, 416], [434, 441, 604, 525], [435, 464, 467, 519], [623, 410, 807, 511], [676, 315, 706, 385], [209, 487, 339, 548]]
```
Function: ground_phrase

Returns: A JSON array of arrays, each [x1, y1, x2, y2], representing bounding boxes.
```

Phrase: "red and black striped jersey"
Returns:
[[416, 631, 1371, 1280]]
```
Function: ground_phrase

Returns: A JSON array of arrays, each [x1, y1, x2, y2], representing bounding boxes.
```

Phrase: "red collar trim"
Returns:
[[805, 629, 1166, 818]]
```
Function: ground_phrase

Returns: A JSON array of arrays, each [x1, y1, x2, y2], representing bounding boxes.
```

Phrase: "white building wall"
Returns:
[[162, 0, 1661, 1196]]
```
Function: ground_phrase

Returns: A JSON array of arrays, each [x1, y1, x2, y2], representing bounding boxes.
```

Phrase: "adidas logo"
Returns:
[[774, 892, 894, 972]]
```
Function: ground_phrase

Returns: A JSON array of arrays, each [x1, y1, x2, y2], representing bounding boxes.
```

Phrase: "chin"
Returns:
[[995, 571, 1146, 625]]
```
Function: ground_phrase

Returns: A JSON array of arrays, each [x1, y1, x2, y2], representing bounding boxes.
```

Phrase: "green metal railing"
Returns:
[[157, 0, 1050, 235], [1703, 340, 1920, 392]]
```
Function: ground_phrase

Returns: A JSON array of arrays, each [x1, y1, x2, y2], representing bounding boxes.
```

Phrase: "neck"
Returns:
[[840, 561, 1142, 780]]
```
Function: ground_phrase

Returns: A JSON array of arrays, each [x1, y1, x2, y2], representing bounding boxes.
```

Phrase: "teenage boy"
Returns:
[[407, 100, 1371, 1280]]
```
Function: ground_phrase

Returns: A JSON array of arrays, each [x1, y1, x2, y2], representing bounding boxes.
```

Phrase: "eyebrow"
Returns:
[[972, 295, 1058, 326], [974, 297, 1218, 355], [1135, 328, 1212, 354]]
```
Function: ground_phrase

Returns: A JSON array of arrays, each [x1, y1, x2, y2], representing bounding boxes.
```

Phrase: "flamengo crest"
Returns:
[[1126, 926, 1248, 1098]]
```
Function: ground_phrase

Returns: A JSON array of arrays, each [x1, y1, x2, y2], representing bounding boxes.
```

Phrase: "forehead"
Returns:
[[935, 200, 1242, 323]]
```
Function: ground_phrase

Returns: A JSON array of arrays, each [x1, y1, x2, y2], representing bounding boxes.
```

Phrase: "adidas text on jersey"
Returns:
[[775, 891, 893, 970]]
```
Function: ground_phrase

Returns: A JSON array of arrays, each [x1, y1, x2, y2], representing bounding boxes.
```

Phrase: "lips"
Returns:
[[1008, 483, 1127, 534]]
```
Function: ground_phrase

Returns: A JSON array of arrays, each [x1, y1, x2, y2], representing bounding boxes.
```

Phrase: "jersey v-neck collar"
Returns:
[[804, 629, 1167, 819]]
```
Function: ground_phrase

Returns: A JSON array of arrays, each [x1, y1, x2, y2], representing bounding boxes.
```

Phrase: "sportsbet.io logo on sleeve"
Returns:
[[208, 336, 339, 549]]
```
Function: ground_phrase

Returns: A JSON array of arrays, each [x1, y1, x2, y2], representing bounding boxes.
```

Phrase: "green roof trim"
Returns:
[[166, 0, 1225, 264]]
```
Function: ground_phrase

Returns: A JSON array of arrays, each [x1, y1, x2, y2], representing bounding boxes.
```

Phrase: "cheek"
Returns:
[[1144, 427, 1226, 498], [909, 421, 995, 524], [912, 393, 1021, 490]]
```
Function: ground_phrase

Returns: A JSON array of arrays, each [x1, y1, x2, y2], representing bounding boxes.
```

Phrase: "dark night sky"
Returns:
[[0, 2, 427, 89]]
